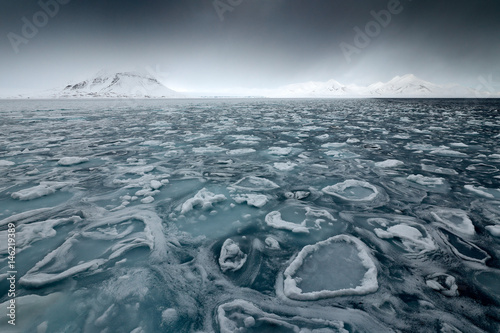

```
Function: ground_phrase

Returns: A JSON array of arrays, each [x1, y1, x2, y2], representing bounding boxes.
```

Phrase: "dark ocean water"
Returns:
[[0, 99, 499, 332]]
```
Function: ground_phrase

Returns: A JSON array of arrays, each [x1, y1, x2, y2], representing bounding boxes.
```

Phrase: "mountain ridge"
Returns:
[[6, 72, 500, 99]]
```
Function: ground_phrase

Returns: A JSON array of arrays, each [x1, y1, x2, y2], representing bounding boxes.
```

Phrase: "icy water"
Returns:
[[1, 99, 499, 332]]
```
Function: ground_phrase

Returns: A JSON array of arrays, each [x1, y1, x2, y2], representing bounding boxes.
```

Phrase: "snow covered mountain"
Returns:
[[271, 74, 497, 98], [30, 70, 181, 98]]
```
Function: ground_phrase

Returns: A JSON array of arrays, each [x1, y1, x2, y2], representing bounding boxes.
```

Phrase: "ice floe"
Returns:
[[265, 204, 337, 233], [426, 273, 459, 297], [0, 160, 15, 166], [375, 159, 404, 168], [283, 235, 378, 300], [430, 208, 475, 236], [464, 185, 500, 199], [273, 161, 297, 171], [219, 239, 247, 272], [231, 193, 268, 208], [268, 147, 292, 156], [374, 224, 436, 255], [230, 176, 279, 192], [180, 188, 226, 214], [11, 182, 71, 200], [217, 299, 348, 333], [323, 180, 379, 202], [57, 156, 89, 166]]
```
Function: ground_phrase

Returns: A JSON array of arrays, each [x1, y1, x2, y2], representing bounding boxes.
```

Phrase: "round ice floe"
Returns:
[[283, 235, 378, 300], [230, 176, 279, 192], [57, 156, 89, 166], [425, 273, 458, 297], [180, 188, 226, 214], [219, 239, 247, 272], [430, 208, 475, 236], [322, 180, 379, 202]]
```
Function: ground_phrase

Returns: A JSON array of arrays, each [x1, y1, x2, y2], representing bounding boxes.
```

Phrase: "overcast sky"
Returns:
[[1, 0, 500, 94]]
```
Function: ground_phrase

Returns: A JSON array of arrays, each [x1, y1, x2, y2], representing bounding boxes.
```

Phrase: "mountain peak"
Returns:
[[57, 70, 179, 98]]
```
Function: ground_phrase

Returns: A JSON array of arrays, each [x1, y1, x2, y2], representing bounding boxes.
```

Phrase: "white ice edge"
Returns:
[[322, 179, 379, 202], [283, 234, 378, 300], [265, 211, 309, 233]]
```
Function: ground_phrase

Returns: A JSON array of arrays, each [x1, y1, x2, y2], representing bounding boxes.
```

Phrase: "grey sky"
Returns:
[[1, 0, 499, 94]]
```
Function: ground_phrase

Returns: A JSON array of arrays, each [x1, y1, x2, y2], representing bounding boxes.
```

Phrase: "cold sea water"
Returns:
[[0, 98, 499, 332]]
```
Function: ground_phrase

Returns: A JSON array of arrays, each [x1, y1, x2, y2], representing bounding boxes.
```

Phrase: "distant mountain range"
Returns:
[[270, 74, 498, 98], [8, 72, 500, 99]]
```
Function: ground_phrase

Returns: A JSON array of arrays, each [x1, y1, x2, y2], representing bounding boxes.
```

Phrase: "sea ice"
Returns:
[[231, 194, 268, 208], [426, 273, 459, 297], [180, 188, 226, 214], [230, 176, 279, 192], [375, 159, 404, 168], [464, 185, 500, 199], [226, 148, 256, 155], [217, 300, 347, 333], [57, 156, 89, 166], [374, 224, 436, 254], [0, 160, 15, 166], [323, 179, 379, 202], [429, 148, 467, 157], [485, 225, 500, 237], [273, 161, 297, 171], [264, 236, 280, 249], [283, 235, 378, 300], [407, 174, 445, 187], [11, 182, 70, 200], [430, 208, 475, 236], [219, 239, 247, 272], [268, 147, 292, 156], [265, 211, 309, 233]]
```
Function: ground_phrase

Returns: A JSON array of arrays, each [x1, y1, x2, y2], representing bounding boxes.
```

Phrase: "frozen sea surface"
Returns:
[[0, 98, 500, 332]]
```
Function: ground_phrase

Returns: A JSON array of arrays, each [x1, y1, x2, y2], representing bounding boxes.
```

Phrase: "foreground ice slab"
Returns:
[[217, 299, 348, 333], [283, 235, 378, 300]]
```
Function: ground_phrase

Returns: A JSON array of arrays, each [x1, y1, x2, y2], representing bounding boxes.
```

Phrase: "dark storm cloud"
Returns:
[[1, 0, 500, 94]]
